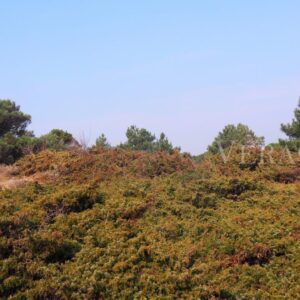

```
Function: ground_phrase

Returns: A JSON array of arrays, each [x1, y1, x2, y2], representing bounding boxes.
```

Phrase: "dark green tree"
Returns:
[[0, 100, 33, 164], [153, 133, 174, 152], [123, 125, 156, 151], [120, 126, 176, 152], [95, 133, 110, 148], [0, 100, 31, 137], [280, 99, 300, 151], [208, 123, 264, 154]]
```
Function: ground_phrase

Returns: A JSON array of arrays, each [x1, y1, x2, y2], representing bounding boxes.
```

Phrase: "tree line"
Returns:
[[0, 98, 300, 164]]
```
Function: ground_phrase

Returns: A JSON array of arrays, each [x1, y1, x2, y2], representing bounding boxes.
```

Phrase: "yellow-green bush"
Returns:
[[0, 148, 300, 298]]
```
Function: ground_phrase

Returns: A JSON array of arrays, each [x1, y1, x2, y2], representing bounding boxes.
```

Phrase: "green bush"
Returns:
[[38, 129, 79, 151]]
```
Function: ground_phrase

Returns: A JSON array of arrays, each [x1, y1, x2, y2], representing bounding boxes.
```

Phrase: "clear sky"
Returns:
[[0, 1, 299, 154]]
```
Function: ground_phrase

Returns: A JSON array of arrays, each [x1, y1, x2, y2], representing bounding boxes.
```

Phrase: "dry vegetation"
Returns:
[[0, 148, 300, 299], [0, 165, 30, 190]]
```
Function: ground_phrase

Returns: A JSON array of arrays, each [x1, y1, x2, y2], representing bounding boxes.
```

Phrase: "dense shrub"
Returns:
[[0, 148, 300, 298], [38, 129, 79, 151]]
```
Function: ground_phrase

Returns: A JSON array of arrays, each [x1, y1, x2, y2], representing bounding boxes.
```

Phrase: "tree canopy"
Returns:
[[0, 100, 31, 137], [95, 133, 110, 148], [280, 99, 300, 151], [120, 126, 174, 153], [153, 133, 174, 152], [208, 123, 264, 154], [124, 125, 156, 151], [0, 100, 33, 164]]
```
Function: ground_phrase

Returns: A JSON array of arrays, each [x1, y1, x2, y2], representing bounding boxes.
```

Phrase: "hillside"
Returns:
[[0, 148, 300, 299]]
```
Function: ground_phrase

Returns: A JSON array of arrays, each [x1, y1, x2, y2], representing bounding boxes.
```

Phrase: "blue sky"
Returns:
[[0, 1, 299, 154]]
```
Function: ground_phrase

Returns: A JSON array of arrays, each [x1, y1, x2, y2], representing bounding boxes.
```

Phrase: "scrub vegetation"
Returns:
[[1, 99, 300, 299]]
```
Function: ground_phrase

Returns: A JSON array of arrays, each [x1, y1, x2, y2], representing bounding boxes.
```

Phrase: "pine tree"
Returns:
[[280, 99, 300, 151], [208, 123, 264, 154], [123, 126, 156, 151], [0, 100, 33, 164], [154, 133, 173, 153], [95, 133, 110, 148]]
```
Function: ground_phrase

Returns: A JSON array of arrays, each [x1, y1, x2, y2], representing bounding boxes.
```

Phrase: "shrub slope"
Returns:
[[0, 148, 300, 299]]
